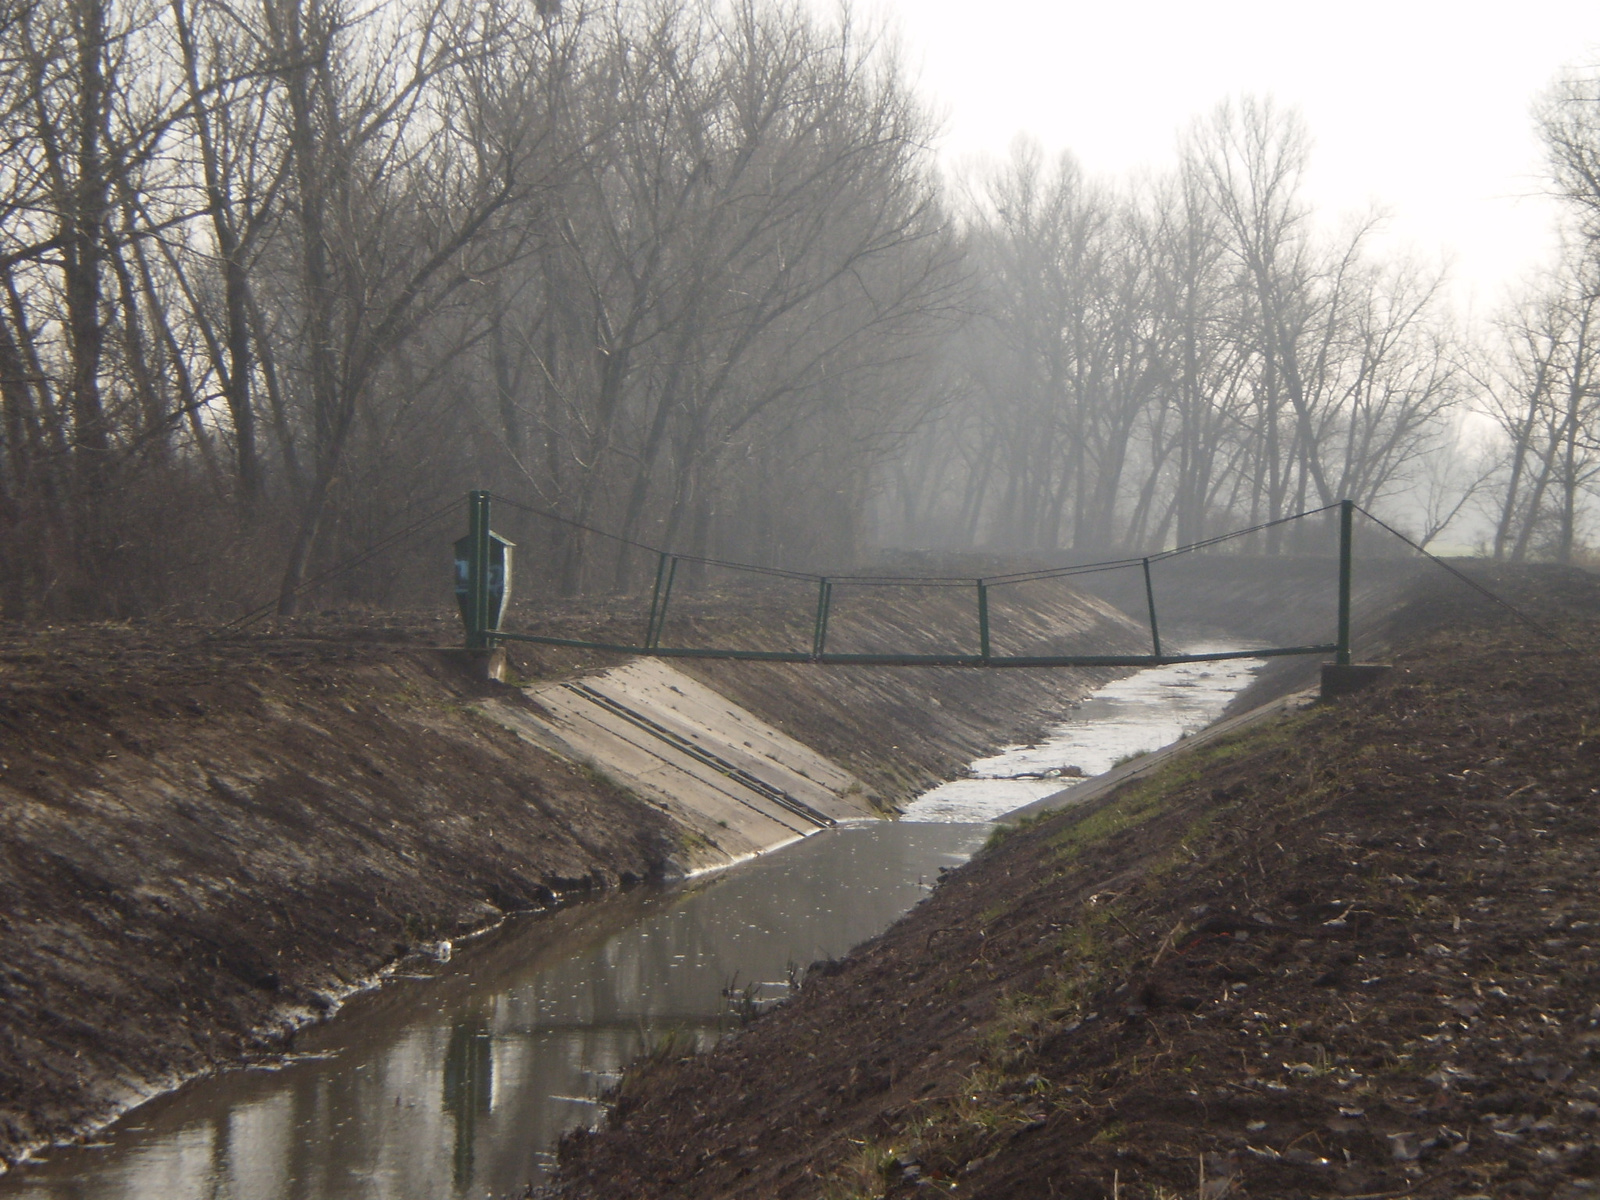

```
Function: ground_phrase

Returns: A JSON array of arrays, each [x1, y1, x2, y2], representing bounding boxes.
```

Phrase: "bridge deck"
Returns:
[[487, 632, 1337, 667]]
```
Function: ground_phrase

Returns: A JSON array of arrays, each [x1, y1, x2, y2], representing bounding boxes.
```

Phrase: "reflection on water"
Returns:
[[441, 1016, 492, 1190], [900, 646, 1264, 823], [1, 823, 987, 1200]]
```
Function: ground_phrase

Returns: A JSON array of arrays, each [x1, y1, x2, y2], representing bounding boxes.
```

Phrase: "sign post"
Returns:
[[455, 491, 513, 650]]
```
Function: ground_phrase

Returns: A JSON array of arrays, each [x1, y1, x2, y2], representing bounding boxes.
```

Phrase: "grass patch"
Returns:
[[1045, 718, 1304, 866], [821, 1139, 902, 1200], [1091, 1119, 1127, 1144]]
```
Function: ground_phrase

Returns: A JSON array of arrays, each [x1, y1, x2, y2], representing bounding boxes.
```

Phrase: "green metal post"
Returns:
[[811, 578, 832, 658], [645, 551, 670, 647], [1142, 557, 1162, 659], [467, 490, 491, 649], [977, 580, 991, 660], [1336, 498, 1353, 666], [649, 556, 678, 649]]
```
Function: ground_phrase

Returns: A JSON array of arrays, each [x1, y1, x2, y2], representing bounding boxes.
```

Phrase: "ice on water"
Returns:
[[899, 647, 1264, 824]]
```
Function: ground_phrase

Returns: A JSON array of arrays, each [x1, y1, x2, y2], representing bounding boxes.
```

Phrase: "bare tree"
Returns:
[[885, 95, 1463, 561], [1481, 250, 1600, 562], [257, 0, 563, 611], [477, 0, 959, 591]]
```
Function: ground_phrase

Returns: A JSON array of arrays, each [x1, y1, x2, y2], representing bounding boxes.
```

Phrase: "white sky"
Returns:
[[867, 0, 1600, 314]]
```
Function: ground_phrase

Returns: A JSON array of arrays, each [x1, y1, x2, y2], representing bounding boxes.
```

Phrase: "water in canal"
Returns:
[[1, 648, 1263, 1199], [900, 647, 1264, 823]]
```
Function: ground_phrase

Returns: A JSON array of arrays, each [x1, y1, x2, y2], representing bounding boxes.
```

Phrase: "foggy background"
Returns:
[[1, 0, 1598, 619]]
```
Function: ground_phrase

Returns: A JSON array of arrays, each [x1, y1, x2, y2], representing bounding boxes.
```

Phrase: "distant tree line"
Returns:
[[1476, 72, 1600, 565], [881, 82, 1600, 565], [2, 0, 1599, 621], [880, 100, 1465, 556]]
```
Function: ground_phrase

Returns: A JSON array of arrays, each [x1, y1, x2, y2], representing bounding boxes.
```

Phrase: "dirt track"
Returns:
[[555, 566, 1600, 1200]]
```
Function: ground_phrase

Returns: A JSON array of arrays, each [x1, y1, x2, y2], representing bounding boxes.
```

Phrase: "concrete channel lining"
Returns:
[[485, 659, 877, 870]]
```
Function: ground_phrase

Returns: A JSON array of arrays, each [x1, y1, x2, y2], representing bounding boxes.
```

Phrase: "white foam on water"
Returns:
[[899, 646, 1265, 823]]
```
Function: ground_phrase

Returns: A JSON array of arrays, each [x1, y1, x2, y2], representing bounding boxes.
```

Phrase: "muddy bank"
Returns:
[[0, 580, 1142, 1171], [556, 567, 1600, 1200]]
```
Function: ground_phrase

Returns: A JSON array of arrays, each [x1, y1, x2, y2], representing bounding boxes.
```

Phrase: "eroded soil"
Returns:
[[556, 568, 1600, 1199]]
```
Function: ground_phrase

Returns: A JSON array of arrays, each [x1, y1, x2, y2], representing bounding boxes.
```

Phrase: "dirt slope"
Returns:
[[675, 584, 1146, 806], [556, 567, 1600, 1200]]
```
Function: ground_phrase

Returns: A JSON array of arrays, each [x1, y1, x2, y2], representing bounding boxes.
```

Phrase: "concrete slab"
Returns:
[[484, 660, 877, 871]]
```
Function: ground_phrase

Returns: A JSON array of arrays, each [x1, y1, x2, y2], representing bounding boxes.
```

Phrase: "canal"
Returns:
[[1, 649, 1263, 1199]]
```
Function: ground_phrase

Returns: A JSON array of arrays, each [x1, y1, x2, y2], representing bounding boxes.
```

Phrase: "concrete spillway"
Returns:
[[485, 660, 878, 869]]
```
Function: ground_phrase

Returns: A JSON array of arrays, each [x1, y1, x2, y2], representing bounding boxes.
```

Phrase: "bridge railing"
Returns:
[[455, 491, 1356, 668]]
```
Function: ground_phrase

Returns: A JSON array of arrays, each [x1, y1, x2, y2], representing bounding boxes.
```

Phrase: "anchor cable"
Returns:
[[1353, 506, 1578, 652]]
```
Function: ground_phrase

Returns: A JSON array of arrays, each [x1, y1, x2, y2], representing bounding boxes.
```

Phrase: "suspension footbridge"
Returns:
[[455, 492, 1367, 670]]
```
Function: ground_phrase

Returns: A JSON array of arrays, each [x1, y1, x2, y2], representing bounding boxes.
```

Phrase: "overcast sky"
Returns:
[[869, 0, 1600, 313]]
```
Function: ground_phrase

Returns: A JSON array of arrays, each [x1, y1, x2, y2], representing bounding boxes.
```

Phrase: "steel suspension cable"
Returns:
[[490, 491, 1346, 590]]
